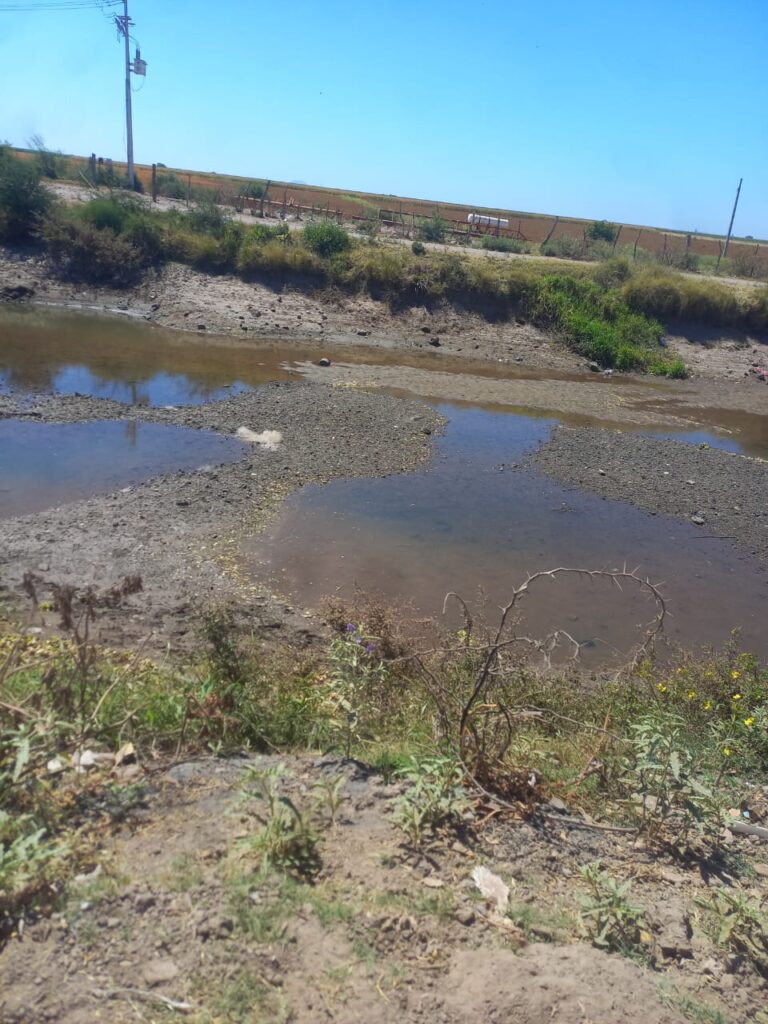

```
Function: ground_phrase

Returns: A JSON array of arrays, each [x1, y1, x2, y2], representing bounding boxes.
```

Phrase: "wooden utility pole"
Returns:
[[717, 178, 743, 269]]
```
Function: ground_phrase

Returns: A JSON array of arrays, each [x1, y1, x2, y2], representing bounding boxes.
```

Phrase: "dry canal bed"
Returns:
[[1, 306, 766, 662]]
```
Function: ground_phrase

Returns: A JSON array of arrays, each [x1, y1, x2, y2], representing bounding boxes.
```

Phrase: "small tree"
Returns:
[[0, 149, 51, 242], [587, 220, 618, 243], [417, 212, 447, 243]]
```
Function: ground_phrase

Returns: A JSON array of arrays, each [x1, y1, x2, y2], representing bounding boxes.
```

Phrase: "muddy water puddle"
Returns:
[[247, 405, 768, 664], [0, 419, 245, 519]]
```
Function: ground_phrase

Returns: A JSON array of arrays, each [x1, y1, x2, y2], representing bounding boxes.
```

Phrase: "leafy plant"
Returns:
[[587, 220, 618, 243], [391, 756, 470, 848], [302, 220, 350, 258], [696, 887, 768, 976], [411, 240, 426, 256], [578, 863, 649, 959], [621, 709, 725, 848], [479, 235, 531, 254], [237, 764, 322, 878], [417, 212, 447, 243], [0, 148, 52, 242]]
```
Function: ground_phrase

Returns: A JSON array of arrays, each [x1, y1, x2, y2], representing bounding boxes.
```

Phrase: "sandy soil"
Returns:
[[1, 754, 766, 1024], [0, 385, 442, 650]]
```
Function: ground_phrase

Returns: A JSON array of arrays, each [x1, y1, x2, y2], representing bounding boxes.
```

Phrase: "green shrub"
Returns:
[[623, 269, 683, 319], [587, 219, 618, 243], [411, 240, 426, 256], [155, 171, 187, 200], [0, 149, 52, 242], [302, 220, 350, 258], [79, 197, 131, 233], [41, 217, 146, 286], [541, 235, 584, 259], [29, 135, 69, 181], [185, 195, 229, 237], [479, 235, 531, 254], [416, 212, 447, 243]]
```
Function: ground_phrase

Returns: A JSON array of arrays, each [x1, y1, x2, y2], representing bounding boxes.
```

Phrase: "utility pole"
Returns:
[[717, 178, 743, 270], [115, 0, 147, 190]]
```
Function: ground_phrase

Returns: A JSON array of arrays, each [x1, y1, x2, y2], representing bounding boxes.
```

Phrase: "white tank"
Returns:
[[468, 213, 510, 229]]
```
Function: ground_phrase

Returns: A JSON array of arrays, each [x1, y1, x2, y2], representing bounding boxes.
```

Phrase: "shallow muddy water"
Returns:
[[247, 404, 768, 664], [3, 305, 767, 663], [0, 419, 245, 519]]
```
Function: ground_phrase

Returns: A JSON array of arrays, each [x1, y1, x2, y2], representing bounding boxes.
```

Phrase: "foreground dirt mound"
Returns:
[[442, 946, 684, 1023], [0, 756, 763, 1023]]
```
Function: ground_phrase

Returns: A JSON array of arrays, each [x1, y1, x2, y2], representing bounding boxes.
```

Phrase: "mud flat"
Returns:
[[0, 383, 442, 649], [531, 426, 768, 563]]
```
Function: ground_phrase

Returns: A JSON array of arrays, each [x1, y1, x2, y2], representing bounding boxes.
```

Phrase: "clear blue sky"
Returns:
[[1, 0, 766, 237]]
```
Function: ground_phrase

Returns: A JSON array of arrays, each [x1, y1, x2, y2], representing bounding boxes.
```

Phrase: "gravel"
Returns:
[[0, 383, 443, 648], [531, 425, 768, 563]]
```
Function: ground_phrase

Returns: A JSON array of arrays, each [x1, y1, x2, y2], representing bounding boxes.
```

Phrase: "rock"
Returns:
[[754, 863, 768, 878], [587, 361, 600, 372], [455, 907, 476, 926], [134, 892, 156, 913], [691, 514, 706, 525], [356, 329, 370, 336], [545, 797, 568, 813], [420, 326, 431, 333], [141, 958, 180, 987], [318, 357, 331, 367], [429, 337, 442, 347], [650, 903, 693, 959], [196, 324, 206, 331]]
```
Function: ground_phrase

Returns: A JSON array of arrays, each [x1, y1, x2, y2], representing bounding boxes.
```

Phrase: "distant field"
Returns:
[[13, 147, 767, 272]]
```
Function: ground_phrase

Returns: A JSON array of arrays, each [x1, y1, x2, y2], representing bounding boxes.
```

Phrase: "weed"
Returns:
[[311, 773, 347, 826], [578, 863, 650, 960], [391, 756, 470, 848], [696, 887, 768, 976], [621, 708, 725, 849], [659, 986, 729, 1024], [0, 147, 52, 242], [411, 240, 426, 255], [479, 235, 531, 254], [237, 764, 322, 878]]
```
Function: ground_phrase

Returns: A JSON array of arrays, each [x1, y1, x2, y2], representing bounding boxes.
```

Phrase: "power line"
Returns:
[[0, 1, 119, 10]]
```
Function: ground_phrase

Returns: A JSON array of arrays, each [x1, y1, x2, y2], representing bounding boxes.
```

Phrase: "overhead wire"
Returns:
[[0, 1, 120, 11]]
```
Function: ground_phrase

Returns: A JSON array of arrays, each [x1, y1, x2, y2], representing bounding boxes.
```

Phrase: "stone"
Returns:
[[141, 958, 180, 987], [691, 514, 706, 525], [650, 903, 693, 959], [454, 907, 476, 926], [318, 357, 331, 367], [754, 863, 768, 878]]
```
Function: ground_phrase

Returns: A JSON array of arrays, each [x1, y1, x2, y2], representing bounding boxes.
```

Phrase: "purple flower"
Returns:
[[345, 623, 356, 633], [365, 643, 376, 654]]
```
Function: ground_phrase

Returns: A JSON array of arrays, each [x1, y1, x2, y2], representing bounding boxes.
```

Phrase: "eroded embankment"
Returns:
[[0, 383, 442, 648], [531, 426, 768, 562]]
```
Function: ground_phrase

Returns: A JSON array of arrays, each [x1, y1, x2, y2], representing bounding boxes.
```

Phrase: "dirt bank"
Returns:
[[531, 426, 768, 563], [3, 245, 767, 383], [0, 384, 442, 649], [3, 754, 767, 1024]]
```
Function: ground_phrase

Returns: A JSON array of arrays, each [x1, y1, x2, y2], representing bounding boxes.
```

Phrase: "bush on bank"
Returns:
[[2, 151, 767, 371]]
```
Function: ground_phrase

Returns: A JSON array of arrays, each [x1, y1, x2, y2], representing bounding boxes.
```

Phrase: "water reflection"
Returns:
[[0, 419, 246, 518], [247, 405, 768, 665]]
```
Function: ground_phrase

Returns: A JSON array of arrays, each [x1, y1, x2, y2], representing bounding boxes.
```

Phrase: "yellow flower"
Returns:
[[703, 700, 713, 711], [705, 671, 713, 678], [722, 747, 732, 757], [732, 693, 742, 701], [687, 689, 696, 700], [731, 670, 740, 680], [656, 683, 668, 694], [744, 718, 755, 728]]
